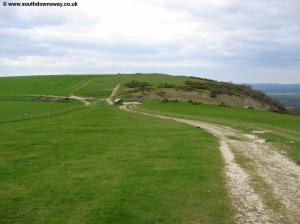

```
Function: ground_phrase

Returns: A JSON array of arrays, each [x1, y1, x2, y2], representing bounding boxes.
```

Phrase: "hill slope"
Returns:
[[118, 74, 286, 113]]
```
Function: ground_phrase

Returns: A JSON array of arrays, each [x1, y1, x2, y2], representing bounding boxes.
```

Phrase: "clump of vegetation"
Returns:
[[127, 88, 141, 93], [125, 80, 152, 91], [173, 84, 197, 91], [185, 80, 211, 89], [158, 82, 176, 88]]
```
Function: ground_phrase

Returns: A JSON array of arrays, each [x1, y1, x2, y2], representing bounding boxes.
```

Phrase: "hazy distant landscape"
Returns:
[[251, 84, 300, 114]]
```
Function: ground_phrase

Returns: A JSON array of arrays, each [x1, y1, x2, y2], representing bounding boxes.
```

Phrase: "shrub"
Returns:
[[158, 83, 176, 88], [125, 80, 152, 89], [185, 80, 209, 89], [124, 80, 153, 92]]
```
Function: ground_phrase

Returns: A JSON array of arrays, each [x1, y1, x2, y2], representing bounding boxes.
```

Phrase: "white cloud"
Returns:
[[0, 0, 300, 83]]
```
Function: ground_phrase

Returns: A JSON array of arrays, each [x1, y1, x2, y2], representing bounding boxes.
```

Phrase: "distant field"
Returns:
[[0, 75, 122, 122], [71, 75, 121, 98], [267, 93, 300, 107], [0, 74, 187, 99], [251, 83, 300, 109], [0, 74, 191, 122], [0, 75, 87, 96], [0, 75, 121, 98]]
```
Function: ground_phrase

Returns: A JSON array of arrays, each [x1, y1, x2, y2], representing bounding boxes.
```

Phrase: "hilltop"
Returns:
[[0, 73, 287, 116], [118, 74, 286, 113]]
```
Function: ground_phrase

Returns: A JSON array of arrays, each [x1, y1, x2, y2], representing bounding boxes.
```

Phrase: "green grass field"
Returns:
[[0, 106, 233, 224], [0, 73, 189, 97], [0, 75, 87, 96], [0, 74, 234, 224], [0, 100, 80, 123], [0, 75, 121, 98]]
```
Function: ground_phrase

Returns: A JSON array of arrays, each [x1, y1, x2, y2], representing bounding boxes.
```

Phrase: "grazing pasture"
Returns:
[[0, 74, 233, 224]]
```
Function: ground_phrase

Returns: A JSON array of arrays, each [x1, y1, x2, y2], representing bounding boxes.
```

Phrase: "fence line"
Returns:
[[0, 105, 84, 124]]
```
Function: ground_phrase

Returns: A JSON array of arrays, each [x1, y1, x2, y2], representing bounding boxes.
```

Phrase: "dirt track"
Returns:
[[106, 84, 120, 105], [120, 103, 300, 224], [69, 95, 91, 106]]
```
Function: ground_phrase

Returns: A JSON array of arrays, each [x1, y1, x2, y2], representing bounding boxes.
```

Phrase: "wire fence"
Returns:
[[0, 105, 84, 124]]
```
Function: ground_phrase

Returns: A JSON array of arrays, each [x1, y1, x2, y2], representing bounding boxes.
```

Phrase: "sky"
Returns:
[[0, 0, 300, 83]]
